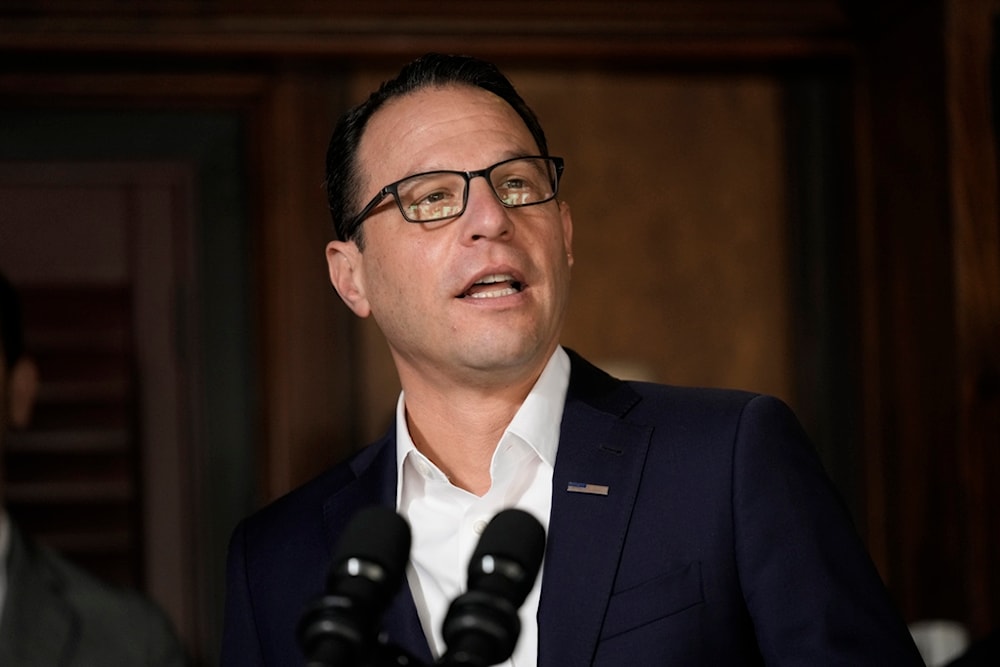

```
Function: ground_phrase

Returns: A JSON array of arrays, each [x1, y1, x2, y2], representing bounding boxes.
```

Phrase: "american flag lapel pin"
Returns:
[[566, 481, 610, 496]]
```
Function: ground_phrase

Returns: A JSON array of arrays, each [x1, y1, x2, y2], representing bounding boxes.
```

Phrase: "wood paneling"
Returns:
[[524, 71, 793, 398], [853, 0, 1000, 638], [252, 70, 358, 498], [0, 1, 854, 61], [945, 0, 1000, 637]]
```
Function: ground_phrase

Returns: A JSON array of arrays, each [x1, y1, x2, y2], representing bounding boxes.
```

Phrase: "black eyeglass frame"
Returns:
[[343, 155, 565, 237]]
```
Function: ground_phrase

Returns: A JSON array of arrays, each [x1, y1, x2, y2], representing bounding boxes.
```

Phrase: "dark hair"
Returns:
[[0, 272, 25, 370], [325, 53, 551, 246]]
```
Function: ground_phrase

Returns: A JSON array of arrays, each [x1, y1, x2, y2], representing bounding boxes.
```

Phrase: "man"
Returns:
[[222, 53, 923, 665], [0, 272, 189, 667]]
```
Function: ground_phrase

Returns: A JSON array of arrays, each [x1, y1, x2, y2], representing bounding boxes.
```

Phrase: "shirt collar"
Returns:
[[395, 346, 570, 500], [503, 346, 568, 469]]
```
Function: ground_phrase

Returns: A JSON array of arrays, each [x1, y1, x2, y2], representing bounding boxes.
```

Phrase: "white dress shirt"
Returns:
[[395, 346, 570, 667]]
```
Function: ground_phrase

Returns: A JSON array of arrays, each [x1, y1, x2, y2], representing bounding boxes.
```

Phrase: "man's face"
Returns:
[[329, 84, 574, 388]]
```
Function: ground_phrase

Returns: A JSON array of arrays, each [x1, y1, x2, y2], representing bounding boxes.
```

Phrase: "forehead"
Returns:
[[357, 84, 539, 186]]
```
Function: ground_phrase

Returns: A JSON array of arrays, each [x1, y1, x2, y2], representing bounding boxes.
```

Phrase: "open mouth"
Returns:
[[458, 273, 525, 299]]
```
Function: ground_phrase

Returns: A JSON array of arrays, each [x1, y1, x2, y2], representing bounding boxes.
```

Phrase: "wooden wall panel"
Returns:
[[0, 1, 854, 62], [944, 0, 1000, 638], [253, 71, 358, 499], [854, 0, 1000, 638], [522, 71, 792, 400]]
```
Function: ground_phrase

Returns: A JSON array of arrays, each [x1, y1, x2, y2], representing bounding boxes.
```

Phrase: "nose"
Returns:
[[460, 175, 514, 242]]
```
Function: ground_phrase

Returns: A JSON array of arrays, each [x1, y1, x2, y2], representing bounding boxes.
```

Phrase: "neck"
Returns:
[[398, 363, 545, 496]]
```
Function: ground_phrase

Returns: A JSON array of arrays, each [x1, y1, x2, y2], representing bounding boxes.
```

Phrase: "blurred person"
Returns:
[[0, 271, 189, 667], [223, 53, 924, 666]]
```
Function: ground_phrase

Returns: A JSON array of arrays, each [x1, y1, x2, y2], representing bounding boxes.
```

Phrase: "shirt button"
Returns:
[[473, 519, 488, 535]]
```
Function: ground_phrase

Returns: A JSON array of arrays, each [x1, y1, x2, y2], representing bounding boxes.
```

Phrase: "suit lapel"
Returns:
[[0, 525, 76, 667], [320, 432, 435, 665], [538, 351, 652, 667]]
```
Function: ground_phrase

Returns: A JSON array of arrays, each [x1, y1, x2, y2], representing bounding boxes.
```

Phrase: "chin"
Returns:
[[457, 335, 551, 373]]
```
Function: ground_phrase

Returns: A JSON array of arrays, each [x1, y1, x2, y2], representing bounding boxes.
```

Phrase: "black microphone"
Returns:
[[298, 505, 412, 667], [439, 509, 546, 667]]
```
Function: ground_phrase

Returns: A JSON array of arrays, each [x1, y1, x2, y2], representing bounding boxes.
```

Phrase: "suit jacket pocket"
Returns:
[[599, 560, 703, 640]]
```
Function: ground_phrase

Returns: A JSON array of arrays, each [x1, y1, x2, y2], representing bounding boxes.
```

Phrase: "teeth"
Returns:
[[462, 273, 522, 299], [469, 286, 518, 299], [475, 273, 513, 285]]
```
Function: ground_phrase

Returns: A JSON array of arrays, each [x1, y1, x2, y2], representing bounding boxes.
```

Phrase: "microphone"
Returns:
[[439, 509, 546, 667], [298, 505, 412, 667]]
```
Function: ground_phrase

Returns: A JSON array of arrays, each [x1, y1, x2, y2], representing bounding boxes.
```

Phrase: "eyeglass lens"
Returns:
[[395, 157, 558, 222]]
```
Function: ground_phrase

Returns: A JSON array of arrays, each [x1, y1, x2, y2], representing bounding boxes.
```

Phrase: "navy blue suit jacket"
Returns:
[[222, 350, 922, 666]]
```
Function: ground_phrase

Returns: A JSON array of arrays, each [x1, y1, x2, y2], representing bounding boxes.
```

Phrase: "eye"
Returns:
[[397, 172, 465, 221], [407, 186, 460, 210], [493, 168, 548, 206], [417, 190, 451, 205], [499, 176, 529, 190]]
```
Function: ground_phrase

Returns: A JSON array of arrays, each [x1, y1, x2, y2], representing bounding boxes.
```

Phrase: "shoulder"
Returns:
[[630, 382, 801, 440], [566, 347, 782, 428], [565, 349, 811, 470], [23, 534, 187, 664], [237, 432, 395, 539], [222, 433, 397, 664], [34, 543, 164, 619], [228, 432, 398, 583]]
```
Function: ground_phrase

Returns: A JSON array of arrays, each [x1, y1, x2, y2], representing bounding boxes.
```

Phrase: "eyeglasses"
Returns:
[[345, 155, 565, 233]]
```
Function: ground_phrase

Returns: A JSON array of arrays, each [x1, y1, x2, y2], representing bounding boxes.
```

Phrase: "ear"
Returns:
[[326, 240, 372, 318], [8, 357, 39, 429], [559, 200, 575, 268]]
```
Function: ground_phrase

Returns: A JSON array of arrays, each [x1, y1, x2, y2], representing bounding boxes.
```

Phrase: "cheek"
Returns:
[[365, 238, 438, 306], [542, 227, 572, 269]]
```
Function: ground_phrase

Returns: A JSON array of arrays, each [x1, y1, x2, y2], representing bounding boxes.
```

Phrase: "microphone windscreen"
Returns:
[[468, 508, 545, 606], [328, 505, 412, 608]]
